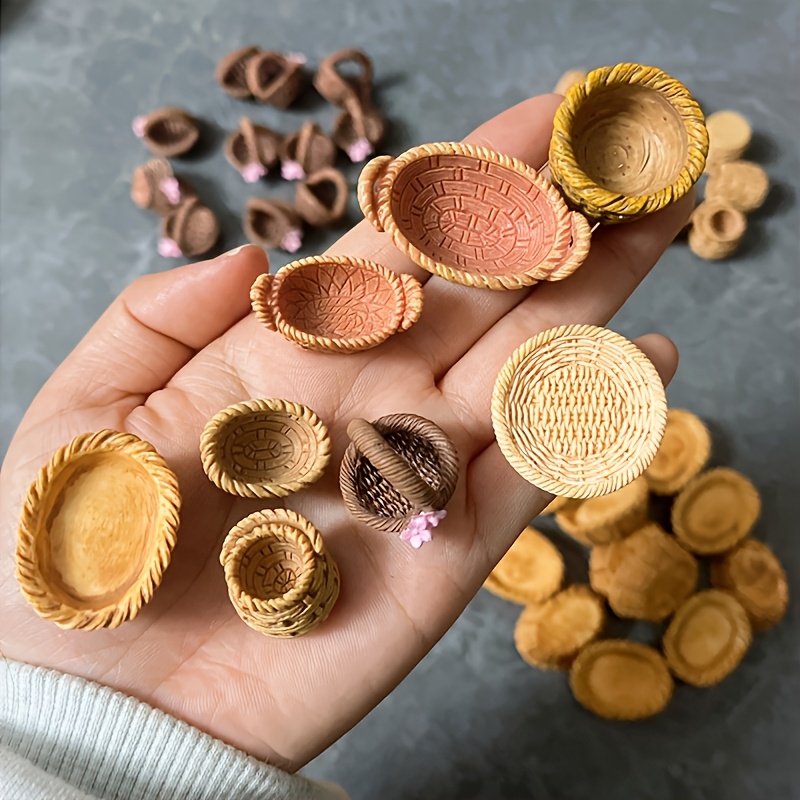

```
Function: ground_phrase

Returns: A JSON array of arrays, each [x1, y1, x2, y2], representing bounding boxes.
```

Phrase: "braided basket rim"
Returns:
[[200, 398, 331, 498], [491, 324, 668, 499], [549, 63, 708, 222], [15, 429, 181, 630], [358, 141, 592, 290]]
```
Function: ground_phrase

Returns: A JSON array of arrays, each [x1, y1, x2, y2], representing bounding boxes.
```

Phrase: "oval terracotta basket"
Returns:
[[15, 430, 181, 630], [220, 508, 339, 638], [492, 324, 667, 499], [200, 398, 331, 498], [339, 414, 459, 535], [357, 142, 591, 290], [549, 63, 708, 223], [250, 255, 424, 353]]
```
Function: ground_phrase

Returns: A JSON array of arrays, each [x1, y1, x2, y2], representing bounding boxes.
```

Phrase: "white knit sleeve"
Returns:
[[0, 659, 349, 800]]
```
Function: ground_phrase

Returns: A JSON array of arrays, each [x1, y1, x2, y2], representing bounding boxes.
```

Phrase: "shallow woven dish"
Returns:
[[250, 256, 423, 353], [220, 508, 339, 638], [492, 324, 667, 499], [358, 142, 591, 290], [200, 398, 330, 499], [339, 414, 459, 534], [15, 430, 181, 630], [549, 63, 708, 223]]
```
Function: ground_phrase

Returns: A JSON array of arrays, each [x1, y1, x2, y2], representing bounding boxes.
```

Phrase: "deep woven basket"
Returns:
[[220, 508, 339, 638], [549, 63, 708, 223], [491, 324, 667, 499], [339, 414, 459, 533]]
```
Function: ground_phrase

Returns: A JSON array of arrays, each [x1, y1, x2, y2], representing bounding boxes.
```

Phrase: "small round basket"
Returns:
[[200, 398, 330, 498], [549, 63, 708, 223], [15, 430, 181, 630], [250, 255, 423, 353], [339, 414, 459, 534], [491, 324, 667, 499], [220, 508, 339, 638], [358, 142, 591, 290]]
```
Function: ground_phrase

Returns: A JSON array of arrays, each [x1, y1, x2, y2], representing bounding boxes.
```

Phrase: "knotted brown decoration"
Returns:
[[339, 414, 459, 534], [245, 51, 306, 108], [295, 167, 349, 226], [216, 45, 260, 98], [244, 198, 304, 253], [220, 508, 339, 638], [132, 107, 200, 158], [224, 117, 282, 182], [280, 122, 336, 181], [130, 158, 194, 217], [160, 197, 220, 258], [250, 255, 423, 353]]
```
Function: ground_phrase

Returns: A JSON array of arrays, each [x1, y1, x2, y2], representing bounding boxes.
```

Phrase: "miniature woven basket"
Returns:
[[491, 324, 667, 499], [216, 45, 260, 99], [339, 414, 459, 533], [200, 398, 330, 498], [224, 117, 282, 181], [358, 142, 591, 290], [549, 63, 708, 223], [15, 430, 181, 630], [133, 106, 199, 158], [130, 158, 193, 217], [161, 197, 220, 258], [244, 198, 304, 252], [220, 508, 339, 638], [295, 167, 349, 227], [250, 255, 423, 353], [245, 51, 305, 108]]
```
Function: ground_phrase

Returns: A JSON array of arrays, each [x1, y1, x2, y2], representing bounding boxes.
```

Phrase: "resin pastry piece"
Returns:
[[295, 167, 349, 227], [132, 106, 200, 158], [705, 110, 752, 166], [705, 160, 769, 212], [224, 117, 282, 183], [200, 398, 330, 498], [159, 197, 220, 258], [339, 414, 459, 543], [220, 508, 339, 638], [483, 526, 564, 605], [555, 476, 649, 546], [549, 63, 708, 223], [513, 585, 605, 670], [250, 255, 423, 353], [359, 142, 591, 290], [245, 50, 306, 107], [570, 640, 674, 720], [280, 122, 336, 181], [15, 430, 180, 630], [643, 408, 711, 495], [589, 523, 699, 622], [244, 198, 304, 253], [130, 158, 194, 217], [710, 540, 788, 631], [492, 324, 667, 498], [688, 201, 747, 260], [672, 467, 760, 555], [663, 590, 752, 687], [216, 45, 260, 98]]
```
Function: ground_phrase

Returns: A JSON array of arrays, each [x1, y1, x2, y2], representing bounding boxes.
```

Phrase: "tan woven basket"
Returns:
[[549, 63, 708, 223], [220, 508, 339, 638], [357, 142, 591, 290], [250, 255, 423, 353], [200, 398, 330, 498], [339, 414, 459, 534], [491, 324, 667, 498], [15, 430, 181, 630], [133, 106, 199, 158]]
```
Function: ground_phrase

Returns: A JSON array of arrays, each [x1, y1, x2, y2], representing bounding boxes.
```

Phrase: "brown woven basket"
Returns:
[[132, 106, 199, 158], [280, 122, 336, 181], [549, 63, 708, 223], [15, 430, 181, 630], [244, 198, 304, 253], [224, 117, 282, 182], [250, 255, 423, 353], [339, 414, 459, 535], [216, 45, 260, 99], [200, 398, 330, 498], [491, 324, 667, 499], [295, 167, 349, 227], [160, 197, 220, 258], [357, 142, 591, 290], [220, 508, 339, 638], [245, 51, 305, 108], [130, 158, 194, 217]]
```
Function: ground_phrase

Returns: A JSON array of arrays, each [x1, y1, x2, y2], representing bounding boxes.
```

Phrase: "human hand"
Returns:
[[0, 94, 688, 771]]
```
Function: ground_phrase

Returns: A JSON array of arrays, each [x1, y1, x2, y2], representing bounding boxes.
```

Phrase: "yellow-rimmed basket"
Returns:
[[549, 63, 708, 223]]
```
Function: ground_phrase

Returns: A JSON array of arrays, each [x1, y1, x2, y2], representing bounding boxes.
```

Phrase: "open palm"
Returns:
[[0, 95, 688, 772]]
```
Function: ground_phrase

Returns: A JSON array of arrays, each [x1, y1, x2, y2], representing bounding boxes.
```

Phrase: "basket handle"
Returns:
[[398, 273, 423, 331], [250, 273, 276, 330], [357, 155, 393, 232], [347, 418, 438, 510]]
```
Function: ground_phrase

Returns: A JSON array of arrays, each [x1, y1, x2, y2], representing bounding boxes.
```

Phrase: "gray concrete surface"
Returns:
[[1, 0, 798, 798]]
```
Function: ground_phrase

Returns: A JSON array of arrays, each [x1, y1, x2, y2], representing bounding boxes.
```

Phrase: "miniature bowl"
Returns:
[[549, 63, 708, 223], [358, 142, 591, 290], [200, 398, 330, 498], [15, 430, 181, 630], [250, 255, 423, 353]]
